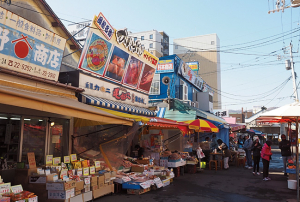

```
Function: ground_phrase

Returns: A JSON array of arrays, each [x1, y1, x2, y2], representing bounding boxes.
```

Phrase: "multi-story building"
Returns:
[[129, 30, 169, 58], [173, 34, 221, 109]]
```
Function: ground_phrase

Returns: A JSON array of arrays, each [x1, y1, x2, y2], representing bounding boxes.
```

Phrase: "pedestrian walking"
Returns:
[[217, 139, 230, 170], [251, 137, 262, 175], [278, 134, 291, 176], [261, 140, 272, 181], [243, 135, 253, 169], [238, 135, 244, 149]]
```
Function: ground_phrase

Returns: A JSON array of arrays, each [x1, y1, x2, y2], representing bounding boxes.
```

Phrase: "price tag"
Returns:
[[53, 157, 61, 165], [95, 161, 101, 168], [83, 167, 89, 176], [0, 183, 11, 194], [154, 177, 163, 188], [84, 177, 90, 185], [60, 169, 68, 179], [140, 181, 150, 189], [90, 166, 95, 174], [46, 155, 53, 165], [77, 168, 83, 177], [11, 184, 23, 194], [122, 176, 131, 182], [28, 196, 38, 202], [64, 156, 70, 163], [27, 152, 36, 168], [70, 154, 77, 162]]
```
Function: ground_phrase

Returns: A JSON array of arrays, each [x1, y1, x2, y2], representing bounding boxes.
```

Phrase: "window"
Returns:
[[149, 43, 153, 48], [134, 37, 137, 41], [149, 34, 153, 39], [141, 36, 144, 40], [150, 74, 160, 95], [175, 45, 178, 49], [211, 41, 215, 45]]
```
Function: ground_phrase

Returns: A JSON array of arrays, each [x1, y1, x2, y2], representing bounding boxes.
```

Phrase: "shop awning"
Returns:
[[94, 107, 150, 123], [180, 119, 219, 133], [200, 110, 227, 123], [79, 94, 156, 117], [0, 86, 133, 126]]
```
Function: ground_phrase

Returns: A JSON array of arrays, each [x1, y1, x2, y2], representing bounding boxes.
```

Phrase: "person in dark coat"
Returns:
[[279, 134, 291, 176], [217, 139, 231, 170], [251, 137, 262, 175]]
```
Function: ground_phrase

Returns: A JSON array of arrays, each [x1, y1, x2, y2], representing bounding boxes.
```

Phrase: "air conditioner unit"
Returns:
[[191, 101, 199, 108], [182, 100, 191, 106]]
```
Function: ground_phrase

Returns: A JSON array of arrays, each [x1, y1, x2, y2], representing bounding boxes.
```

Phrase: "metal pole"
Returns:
[[296, 117, 299, 201], [290, 43, 299, 102]]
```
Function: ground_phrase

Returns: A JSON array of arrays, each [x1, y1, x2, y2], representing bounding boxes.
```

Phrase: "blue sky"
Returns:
[[47, 0, 300, 111]]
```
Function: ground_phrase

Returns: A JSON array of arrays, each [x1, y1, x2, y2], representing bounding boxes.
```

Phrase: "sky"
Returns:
[[47, 0, 300, 111]]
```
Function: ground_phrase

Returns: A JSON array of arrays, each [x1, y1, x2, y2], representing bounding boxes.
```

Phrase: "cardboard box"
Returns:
[[136, 159, 149, 165], [91, 185, 99, 191], [83, 191, 92, 202], [131, 165, 144, 172], [84, 184, 90, 192], [69, 194, 84, 202], [91, 176, 98, 186], [47, 173, 59, 182], [104, 172, 111, 183], [75, 181, 84, 191], [29, 175, 47, 183], [92, 184, 114, 199], [75, 189, 82, 196], [110, 171, 116, 178], [98, 175, 104, 187], [46, 180, 76, 191], [48, 188, 75, 199], [127, 187, 150, 195]]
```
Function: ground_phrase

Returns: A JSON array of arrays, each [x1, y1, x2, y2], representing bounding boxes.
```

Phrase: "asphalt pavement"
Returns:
[[95, 145, 299, 202]]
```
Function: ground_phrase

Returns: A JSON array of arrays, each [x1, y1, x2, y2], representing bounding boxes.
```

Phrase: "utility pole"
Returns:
[[289, 43, 299, 102]]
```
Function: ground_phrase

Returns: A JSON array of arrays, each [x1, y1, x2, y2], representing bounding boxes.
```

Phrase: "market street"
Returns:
[[96, 146, 297, 202]]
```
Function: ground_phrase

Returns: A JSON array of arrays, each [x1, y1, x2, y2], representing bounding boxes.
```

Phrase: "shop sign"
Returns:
[[178, 61, 204, 91], [143, 50, 158, 66], [156, 59, 174, 73], [78, 14, 157, 95], [186, 61, 199, 71], [79, 73, 149, 107], [27, 152, 36, 168], [214, 110, 229, 117], [0, 7, 66, 81], [95, 12, 114, 40]]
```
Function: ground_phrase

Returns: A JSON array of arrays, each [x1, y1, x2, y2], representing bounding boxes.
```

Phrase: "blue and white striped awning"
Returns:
[[78, 94, 156, 117]]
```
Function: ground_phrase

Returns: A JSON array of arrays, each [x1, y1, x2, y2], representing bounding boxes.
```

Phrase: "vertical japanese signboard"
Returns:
[[0, 7, 66, 81], [78, 12, 158, 95]]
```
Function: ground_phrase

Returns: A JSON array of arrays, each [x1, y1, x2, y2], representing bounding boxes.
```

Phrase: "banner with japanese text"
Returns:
[[0, 7, 66, 81], [78, 13, 158, 95]]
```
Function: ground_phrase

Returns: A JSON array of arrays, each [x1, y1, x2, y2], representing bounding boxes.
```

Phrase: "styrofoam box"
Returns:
[[83, 191, 92, 202], [48, 188, 75, 199]]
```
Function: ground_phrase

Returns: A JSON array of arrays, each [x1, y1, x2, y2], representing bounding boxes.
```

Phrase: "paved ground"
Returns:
[[95, 146, 299, 202]]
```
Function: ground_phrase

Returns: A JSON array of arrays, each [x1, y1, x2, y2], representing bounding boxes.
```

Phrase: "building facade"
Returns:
[[129, 30, 169, 58], [173, 34, 221, 109]]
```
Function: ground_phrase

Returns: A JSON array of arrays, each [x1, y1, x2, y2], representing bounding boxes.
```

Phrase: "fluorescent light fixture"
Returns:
[[0, 117, 8, 119], [24, 118, 31, 121], [39, 119, 44, 122], [10, 117, 20, 120]]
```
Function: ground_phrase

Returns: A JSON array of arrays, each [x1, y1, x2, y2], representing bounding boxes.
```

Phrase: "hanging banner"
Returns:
[[186, 61, 199, 71], [156, 59, 174, 73], [0, 6, 66, 81]]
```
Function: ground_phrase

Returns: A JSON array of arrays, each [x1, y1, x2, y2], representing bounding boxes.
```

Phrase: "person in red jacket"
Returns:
[[261, 140, 273, 181]]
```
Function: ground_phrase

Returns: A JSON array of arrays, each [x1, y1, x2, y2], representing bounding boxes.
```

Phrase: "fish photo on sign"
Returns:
[[104, 46, 129, 82], [82, 32, 113, 76], [138, 64, 155, 93], [122, 56, 143, 88]]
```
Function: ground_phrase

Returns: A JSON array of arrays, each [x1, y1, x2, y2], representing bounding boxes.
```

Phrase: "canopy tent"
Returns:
[[146, 117, 189, 133], [207, 120, 230, 148], [257, 102, 300, 200], [180, 119, 219, 133]]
